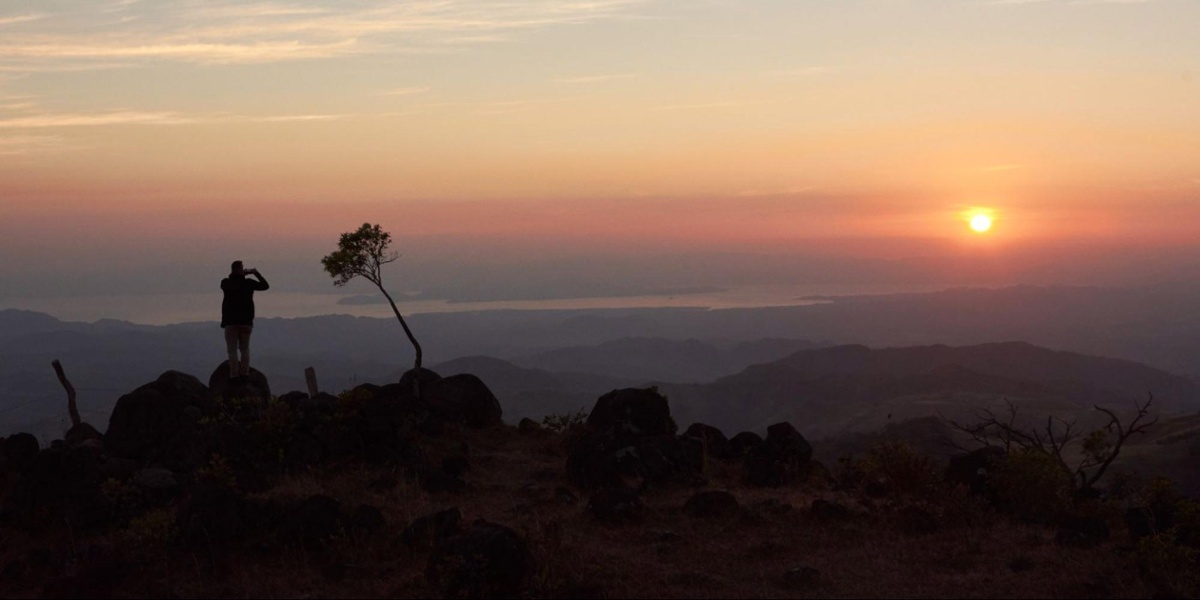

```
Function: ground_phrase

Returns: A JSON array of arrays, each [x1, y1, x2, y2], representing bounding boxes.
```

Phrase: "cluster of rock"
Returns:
[[556, 386, 820, 523], [0, 362, 519, 597]]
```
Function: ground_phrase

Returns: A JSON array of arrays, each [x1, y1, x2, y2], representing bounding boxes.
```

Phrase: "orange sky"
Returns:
[[1, 1, 1198, 305]]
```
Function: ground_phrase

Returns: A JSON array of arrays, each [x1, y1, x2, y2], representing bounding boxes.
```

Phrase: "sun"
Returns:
[[969, 214, 993, 233]]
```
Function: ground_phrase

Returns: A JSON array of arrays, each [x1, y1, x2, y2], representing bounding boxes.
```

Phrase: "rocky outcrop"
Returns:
[[566, 387, 704, 490], [208, 364, 271, 400], [424, 374, 503, 428], [682, 423, 735, 460], [427, 521, 533, 599], [586, 388, 676, 436], [105, 371, 210, 466], [743, 422, 813, 487]]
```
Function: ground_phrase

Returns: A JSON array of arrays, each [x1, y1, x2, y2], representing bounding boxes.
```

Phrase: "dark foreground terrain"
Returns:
[[1, 365, 1197, 599]]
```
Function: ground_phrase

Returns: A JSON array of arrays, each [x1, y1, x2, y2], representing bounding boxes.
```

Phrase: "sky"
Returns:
[[1, 0, 1198, 313]]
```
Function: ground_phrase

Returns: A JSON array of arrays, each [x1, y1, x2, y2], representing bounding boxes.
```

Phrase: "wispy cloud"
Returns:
[[656, 101, 757, 110], [0, 134, 81, 155], [0, 15, 44, 27], [0, 1, 648, 68], [768, 65, 843, 77], [0, 109, 353, 129], [380, 86, 432, 96], [556, 73, 639, 84]]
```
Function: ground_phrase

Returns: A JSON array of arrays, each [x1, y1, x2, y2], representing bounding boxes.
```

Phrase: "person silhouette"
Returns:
[[220, 260, 269, 380]]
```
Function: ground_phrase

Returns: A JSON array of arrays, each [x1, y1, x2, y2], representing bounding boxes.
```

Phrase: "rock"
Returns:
[[586, 388, 676, 436], [743, 422, 812, 487], [517, 418, 543, 434], [682, 423, 734, 460], [277, 390, 310, 408], [105, 372, 207, 465], [207, 363, 270, 400], [1056, 515, 1110, 547], [399, 367, 443, 396], [728, 431, 764, 457], [64, 423, 102, 448], [3, 432, 40, 473], [587, 486, 642, 522], [404, 507, 462, 549], [765, 422, 812, 464], [810, 498, 850, 520], [427, 520, 532, 599], [683, 490, 739, 518], [424, 374, 503, 428]]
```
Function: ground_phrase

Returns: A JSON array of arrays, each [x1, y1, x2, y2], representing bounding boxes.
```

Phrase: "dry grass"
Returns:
[[0, 425, 1172, 598]]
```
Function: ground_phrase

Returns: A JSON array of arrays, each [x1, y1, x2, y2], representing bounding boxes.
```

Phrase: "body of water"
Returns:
[[1, 283, 952, 326]]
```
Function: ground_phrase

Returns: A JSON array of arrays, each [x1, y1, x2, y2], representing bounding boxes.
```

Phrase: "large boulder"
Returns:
[[566, 388, 700, 490], [424, 374, 503, 428], [208, 364, 270, 401], [728, 431, 764, 457], [105, 372, 209, 465], [743, 422, 813, 487], [2, 432, 40, 474], [64, 423, 103, 449], [400, 367, 443, 395], [766, 422, 812, 464], [682, 423, 735, 460], [586, 388, 676, 436], [427, 521, 533, 599]]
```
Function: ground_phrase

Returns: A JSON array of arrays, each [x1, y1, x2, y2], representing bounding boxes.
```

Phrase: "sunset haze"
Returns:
[[2, 0, 1198, 316]]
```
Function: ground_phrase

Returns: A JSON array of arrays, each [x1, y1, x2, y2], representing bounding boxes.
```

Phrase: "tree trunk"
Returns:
[[379, 287, 423, 392], [52, 359, 81, 427]]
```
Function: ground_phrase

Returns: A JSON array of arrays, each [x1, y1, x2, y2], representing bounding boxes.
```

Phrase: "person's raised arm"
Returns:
[[249, 268, 270, 290]]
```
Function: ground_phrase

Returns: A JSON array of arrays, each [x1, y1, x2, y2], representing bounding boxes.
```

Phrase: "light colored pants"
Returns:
[[224, 325, 253, 377]]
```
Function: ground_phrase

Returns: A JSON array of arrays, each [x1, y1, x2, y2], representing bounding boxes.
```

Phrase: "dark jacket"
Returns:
[[220, 274, 269, 327]]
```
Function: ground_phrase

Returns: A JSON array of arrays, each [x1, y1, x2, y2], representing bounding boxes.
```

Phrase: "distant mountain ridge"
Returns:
[[512, 337, 820, 383], [662, 342, 1200, 438]]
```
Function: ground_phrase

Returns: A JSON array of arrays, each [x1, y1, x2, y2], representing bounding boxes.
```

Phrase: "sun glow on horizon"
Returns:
[[970, 214, 993, 233]]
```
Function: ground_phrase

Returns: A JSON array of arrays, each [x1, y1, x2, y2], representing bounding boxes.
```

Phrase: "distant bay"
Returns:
[[0, 283, 948, 326]]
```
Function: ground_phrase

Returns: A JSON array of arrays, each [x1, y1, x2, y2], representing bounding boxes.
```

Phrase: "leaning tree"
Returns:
[[321, 223, 424, 381]]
